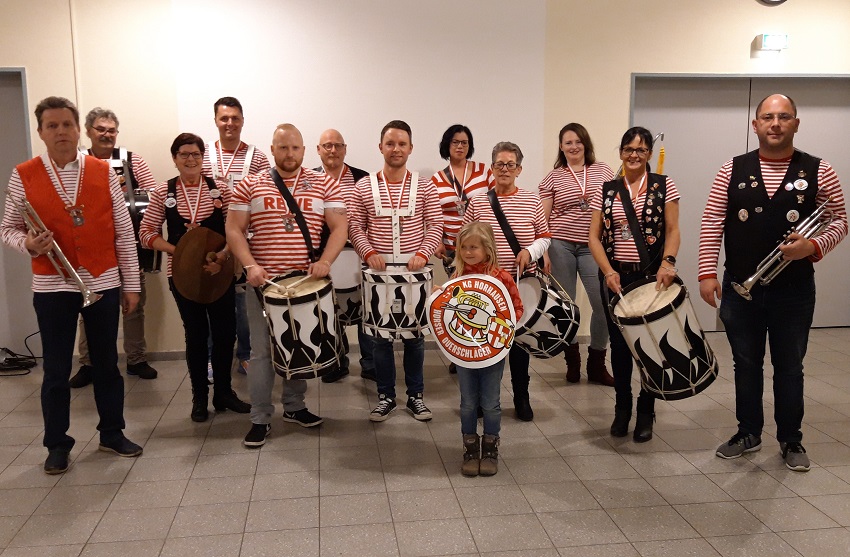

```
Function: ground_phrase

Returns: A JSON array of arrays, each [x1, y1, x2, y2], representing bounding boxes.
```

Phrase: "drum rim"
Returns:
[[262, 271, 333, 305], [610, 275, 686, 326], [362, 264, 433, 279], [515, 272, 550, 332]]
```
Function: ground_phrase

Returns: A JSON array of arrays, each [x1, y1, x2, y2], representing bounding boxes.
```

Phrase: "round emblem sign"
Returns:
[[427, 274, 517, 369]]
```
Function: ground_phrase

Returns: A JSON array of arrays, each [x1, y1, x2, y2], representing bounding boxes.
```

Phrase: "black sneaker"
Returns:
[[321, 366, 349, 383], [98, 437, 143, 457], [127, 361, 157, 379], [243, 423, 271, 448], [406, 393, 432, 421], [282, 408, 323, 428], [370, 394, 396, 422], [44, 449, 70, 475], [69, 365, 94, 388]]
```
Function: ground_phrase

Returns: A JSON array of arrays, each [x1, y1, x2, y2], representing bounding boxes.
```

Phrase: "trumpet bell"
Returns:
[[83, 291, 103, 308]]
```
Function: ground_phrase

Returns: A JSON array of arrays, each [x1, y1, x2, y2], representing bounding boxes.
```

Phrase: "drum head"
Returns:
[[264, 273, 330, 302], [611, 276, 686, 323], [172, 227, 234, 304]]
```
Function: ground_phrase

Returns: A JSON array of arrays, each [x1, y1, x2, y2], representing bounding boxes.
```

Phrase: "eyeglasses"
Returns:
[[493, 162, 519, 170], [93, 126, 118, 135], [621, 147, 649, 157], [451, 140, 469, 147], [176, 152, 203, 160], [758, 112, 796, 123], [320, 142, 346, 151]]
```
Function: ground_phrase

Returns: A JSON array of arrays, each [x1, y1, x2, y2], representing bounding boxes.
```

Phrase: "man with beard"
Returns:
[[69, 107, 158, 387], [226, 123, 348, 447]]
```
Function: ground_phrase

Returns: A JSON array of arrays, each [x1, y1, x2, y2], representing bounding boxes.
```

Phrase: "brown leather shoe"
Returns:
[[587, 348, 614, 387]]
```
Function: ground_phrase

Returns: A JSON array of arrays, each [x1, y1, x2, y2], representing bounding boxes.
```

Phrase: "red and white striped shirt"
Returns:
[[230, 168, 344, 273], [318, 164, 358, 208], [138, 179, 232, 277], [462, 188, 551, 275], [698, 157, 847, 280], [1, 153, 140, 293], [202, 141, 270, 188], [348, 171, 443, 262], [590, 176, 680, 263], [85, 150, 157, 191], [539, 162, 614, 243], [430, 161, 494, 250]]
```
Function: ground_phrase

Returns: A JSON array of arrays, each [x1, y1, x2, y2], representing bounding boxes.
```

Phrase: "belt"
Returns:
[[615, 261, 642, 273]]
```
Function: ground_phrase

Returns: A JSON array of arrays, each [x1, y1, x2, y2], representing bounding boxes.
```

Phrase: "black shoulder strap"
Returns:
[[269, 168, 317, 262], [488, 189, 521, 256], [616, 181, 652, 271], [444, 165, 467, 202]]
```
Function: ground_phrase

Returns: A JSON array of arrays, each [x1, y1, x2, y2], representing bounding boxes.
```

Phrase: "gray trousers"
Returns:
[[547, 239, 609, 350], [246, 287, 307, 423], [79, 274, 148, 366]]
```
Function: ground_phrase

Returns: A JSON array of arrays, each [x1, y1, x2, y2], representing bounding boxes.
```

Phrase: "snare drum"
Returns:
[[362, 264, 433, 339], [329, 246, 363, 326], [515, 272, 580, 358], [610, 276, 718, 400], [260, 271, 340, 380]]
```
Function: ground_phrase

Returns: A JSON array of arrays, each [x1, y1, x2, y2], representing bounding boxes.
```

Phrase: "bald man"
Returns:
[[698, 93, 847, 471], [226, 124, 348, 447], [313, 129, 373, 383]]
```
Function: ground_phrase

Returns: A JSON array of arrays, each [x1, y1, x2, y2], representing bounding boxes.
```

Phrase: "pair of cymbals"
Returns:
[[172, 227, 234, 304]]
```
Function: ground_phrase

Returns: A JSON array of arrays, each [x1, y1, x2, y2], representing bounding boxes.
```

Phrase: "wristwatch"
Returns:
[[663, 255, 677, 265]]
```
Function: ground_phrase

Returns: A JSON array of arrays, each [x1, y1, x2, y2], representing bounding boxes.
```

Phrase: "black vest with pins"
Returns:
[[600, 173, 668, 275], [724, 149, 820, 287], [164, 176, 225, 244]]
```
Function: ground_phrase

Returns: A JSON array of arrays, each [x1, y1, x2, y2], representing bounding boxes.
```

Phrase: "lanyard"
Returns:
[[44, 154, 84, 207], [216, 141, 243, 178], [178, 178, 204, 224], [380, 170, 410, 210], [283, 167, 303, 195], [566, 164, 587, 198], [448, 161, 470, 199], [623, 173, 647, 201]]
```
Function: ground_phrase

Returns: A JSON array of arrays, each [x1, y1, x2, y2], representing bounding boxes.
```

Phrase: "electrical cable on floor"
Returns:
[[0, 331, 41, 376]]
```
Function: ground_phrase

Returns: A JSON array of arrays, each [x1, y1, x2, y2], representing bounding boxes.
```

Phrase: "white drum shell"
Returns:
[[514, 273, 580, 358], [261, 273, 340, 380], [330, 247, 363, 326], [611, 277, 718, 400], [362, 265, 433, 339]]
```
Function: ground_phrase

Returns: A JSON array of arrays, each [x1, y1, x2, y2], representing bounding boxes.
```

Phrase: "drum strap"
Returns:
[[270, 168, 319, 262], [487, 189, 544, 270], [369, 172, 419, 260], [616, 182, 652, 272]]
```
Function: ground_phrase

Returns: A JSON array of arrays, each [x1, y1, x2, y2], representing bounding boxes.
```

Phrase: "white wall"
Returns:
[[2, 0, 849, 354]]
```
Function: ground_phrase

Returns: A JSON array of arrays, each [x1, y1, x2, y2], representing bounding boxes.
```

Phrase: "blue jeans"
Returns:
[[719, 271, 814, 443], [372, 336, 424, 399], [601, 270, 655, 414], [548, 239, 609, 350], [234, 285, 251, 362], [34, 288, 126, 450], [457, 360, 505, 436]]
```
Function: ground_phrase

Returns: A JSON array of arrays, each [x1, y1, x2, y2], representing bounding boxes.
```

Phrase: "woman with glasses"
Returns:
[[139, 133, 250, 422], [431, 124, 495, 373], [539, 123, 615, 387], [588, 127, 680, 442], [462, 142, 551, 421]]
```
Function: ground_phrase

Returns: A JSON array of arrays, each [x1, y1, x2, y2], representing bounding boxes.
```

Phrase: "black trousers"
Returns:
[[169, 278, 236, 399], [34, 287, 126, 451]]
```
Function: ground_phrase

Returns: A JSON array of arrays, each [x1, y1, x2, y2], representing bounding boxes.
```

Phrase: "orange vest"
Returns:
[[17, 156, 118, 277]]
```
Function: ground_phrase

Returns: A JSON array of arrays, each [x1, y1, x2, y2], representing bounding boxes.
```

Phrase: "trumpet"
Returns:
[[731, 197, 833, 301], [6, 189, 102, 307]]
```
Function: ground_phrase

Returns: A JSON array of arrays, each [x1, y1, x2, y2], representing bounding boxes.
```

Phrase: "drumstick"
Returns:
[[286, 275, 312, 290], [264, 279, 286, 293], [642, 288, 666, 315]]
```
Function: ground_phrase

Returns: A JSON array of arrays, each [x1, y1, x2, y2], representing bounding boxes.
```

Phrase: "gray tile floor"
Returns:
[[1, 328, 850, 556]]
